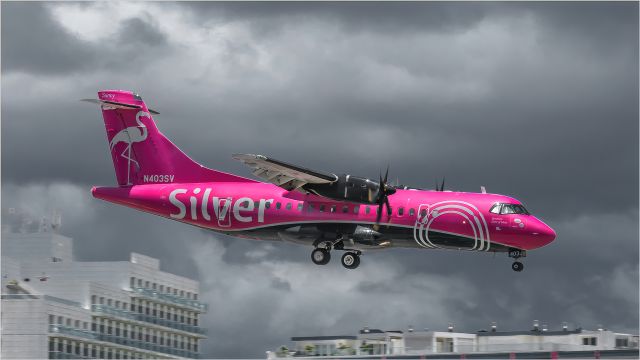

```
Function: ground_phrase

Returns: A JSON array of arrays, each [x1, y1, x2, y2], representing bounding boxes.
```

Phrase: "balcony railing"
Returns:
[[91, 304, 207, 335], [48, 351, 88, 359], [48, 324, 200, 358], [131, 287, 208, 312], [49, 324, 96, 341]]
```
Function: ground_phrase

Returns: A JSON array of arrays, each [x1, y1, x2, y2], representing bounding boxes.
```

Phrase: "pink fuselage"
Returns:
[[92, 181, 556, 253]]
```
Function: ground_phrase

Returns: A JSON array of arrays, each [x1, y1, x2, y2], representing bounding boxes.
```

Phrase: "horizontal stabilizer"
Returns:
[[81, 99, 160, 114]]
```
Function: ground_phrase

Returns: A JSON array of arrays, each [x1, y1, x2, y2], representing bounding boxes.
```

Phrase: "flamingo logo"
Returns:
[[109, 111, 150, 185]]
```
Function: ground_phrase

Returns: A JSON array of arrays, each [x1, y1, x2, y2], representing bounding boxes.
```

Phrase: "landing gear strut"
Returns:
[[311, 236, 362, 269], [508, 249, 526, 272]]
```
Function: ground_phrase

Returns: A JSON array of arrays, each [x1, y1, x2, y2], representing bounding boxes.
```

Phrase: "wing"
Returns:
[[232, 154, 337, 191]]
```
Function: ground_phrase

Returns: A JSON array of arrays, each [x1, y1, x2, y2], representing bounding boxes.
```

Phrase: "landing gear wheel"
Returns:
[[341, 252, 361, 269], [512, 261, 524, 272], [311, 248, 331, 265]]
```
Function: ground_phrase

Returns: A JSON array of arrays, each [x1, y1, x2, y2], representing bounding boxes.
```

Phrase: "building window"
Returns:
[[49, 315, 55, 324], [49, 338, 55, 351], [616, 338, 629, 347], [583, 337, 597, 346]]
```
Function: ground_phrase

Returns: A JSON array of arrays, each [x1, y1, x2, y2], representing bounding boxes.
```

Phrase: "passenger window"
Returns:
[[308, 204, 314, 212], [409, 208, 415, 216], [490, 204, 501, 214], [319, 205, 325, 212], [398, 207, 404, 216], [342, 205, 349, 213], [365, 206, 370, 214], [420, 209, 427, 217], [286, 203, 292, 210], [353, 205, 360, 214], [501, 204, 515, 214], [330, 205, 336, 213], [276, 202, 281, 210], [297, 203, 303, 211], [265, 201, 271, 209]]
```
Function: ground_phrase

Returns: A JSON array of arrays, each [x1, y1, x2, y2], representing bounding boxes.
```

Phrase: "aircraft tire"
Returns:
[[341, 252, 360, 269], [511, 261, 524, 272], [311, 248, 331, 265]]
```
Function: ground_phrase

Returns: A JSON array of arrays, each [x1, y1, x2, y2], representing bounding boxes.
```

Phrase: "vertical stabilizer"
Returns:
[[92, 90, 256, 186]]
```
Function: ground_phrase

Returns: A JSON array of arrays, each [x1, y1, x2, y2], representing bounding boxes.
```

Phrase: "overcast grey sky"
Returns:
[[2, 2, 638, 358]]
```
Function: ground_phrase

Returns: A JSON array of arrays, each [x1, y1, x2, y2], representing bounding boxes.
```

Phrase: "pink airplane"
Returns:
[[86, 90, 556, 271]]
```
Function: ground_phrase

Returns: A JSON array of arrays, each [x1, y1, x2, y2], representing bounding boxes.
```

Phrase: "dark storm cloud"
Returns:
[[2, 2, 638, 358], [1, 2, 170, 76], [179, 1, 490, 36], [1, 2, 96, 74]]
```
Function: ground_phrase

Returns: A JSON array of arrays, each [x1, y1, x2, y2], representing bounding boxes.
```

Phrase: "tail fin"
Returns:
[[91, 90, 256, 186]]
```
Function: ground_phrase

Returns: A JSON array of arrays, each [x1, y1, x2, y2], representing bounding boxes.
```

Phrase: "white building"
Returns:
[[279, 324, 638, 358], [1, 232, 208, 359]]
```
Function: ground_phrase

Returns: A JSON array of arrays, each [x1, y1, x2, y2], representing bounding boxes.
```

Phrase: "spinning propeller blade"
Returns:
[[373, 165, 396, 230]]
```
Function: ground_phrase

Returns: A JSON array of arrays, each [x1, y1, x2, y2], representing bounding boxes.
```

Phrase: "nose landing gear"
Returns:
[[511, 261, 524, 272], [508, 248, 526, 272]]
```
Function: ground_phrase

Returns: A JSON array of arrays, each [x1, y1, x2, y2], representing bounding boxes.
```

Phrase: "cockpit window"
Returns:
[[489, 204, 502, 214], [498, 203, 530, 215], [501, 205, 515, 214], [512, 204, 529, 214]]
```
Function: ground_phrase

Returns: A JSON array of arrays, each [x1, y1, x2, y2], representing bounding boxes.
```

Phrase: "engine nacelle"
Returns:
[[303, 174, 382, 204]]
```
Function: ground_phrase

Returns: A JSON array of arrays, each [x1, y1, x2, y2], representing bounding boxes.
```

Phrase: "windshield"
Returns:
[[493, 203, 530, 215]]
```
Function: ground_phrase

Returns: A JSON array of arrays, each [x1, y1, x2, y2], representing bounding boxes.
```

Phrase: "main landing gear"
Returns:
[[311, 238, 362, 269], [508, 248, 526, 272]]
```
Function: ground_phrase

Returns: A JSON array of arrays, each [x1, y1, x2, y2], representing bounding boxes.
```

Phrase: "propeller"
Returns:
[[373, 165, 396, 230], [435, 177, 445, 191]]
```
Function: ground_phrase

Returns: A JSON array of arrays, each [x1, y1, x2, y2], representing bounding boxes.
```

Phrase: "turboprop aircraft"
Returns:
[[85, 90, 556, 271]]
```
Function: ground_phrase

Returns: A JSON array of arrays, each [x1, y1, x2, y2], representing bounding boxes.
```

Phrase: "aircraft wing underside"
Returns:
[[232, 153, 338, 191]]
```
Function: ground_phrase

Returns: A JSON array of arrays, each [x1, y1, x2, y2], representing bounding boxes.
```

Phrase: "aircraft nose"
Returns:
[[532, 218, 556, 247]]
